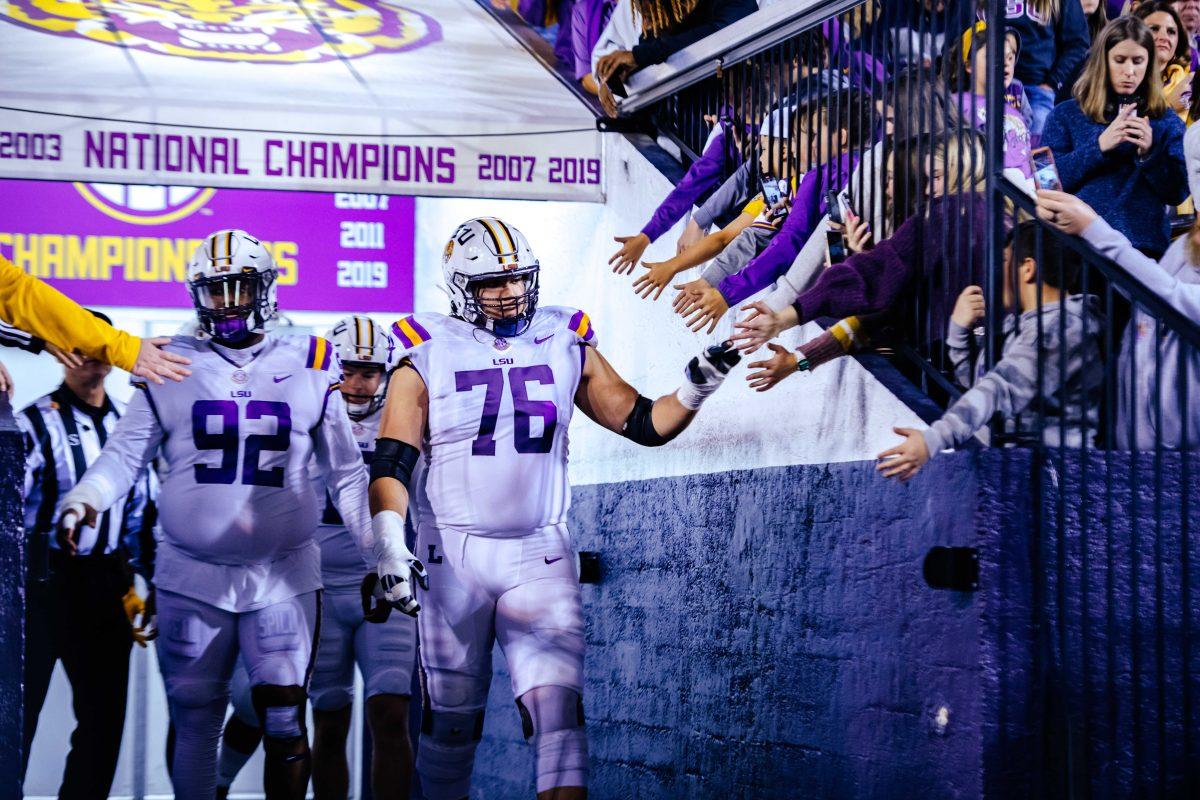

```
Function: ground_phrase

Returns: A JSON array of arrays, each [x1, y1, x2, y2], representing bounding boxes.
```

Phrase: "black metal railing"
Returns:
[[614, 0, 1200, 795], [625, 0, 989, 401]]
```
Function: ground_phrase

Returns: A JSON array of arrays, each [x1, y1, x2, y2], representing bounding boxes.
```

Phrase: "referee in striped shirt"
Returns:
[[17, 310, 157, 799]]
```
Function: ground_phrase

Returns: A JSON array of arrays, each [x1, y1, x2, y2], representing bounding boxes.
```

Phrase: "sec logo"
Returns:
[[74, 183, 215, 226]]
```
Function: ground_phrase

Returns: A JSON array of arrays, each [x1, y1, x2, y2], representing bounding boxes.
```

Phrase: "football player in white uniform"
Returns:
[[370, 217, 739, 800], [56, 231, 426, 800], [311, 315, 418, 800], [214, 316, 419, 800]]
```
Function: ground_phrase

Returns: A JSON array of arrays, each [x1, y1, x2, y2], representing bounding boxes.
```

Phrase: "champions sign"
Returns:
[[0, 180, 415, 313], [0, 0, 604, 201]]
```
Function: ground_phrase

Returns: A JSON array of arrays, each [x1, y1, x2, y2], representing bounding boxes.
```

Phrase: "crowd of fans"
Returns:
[[505, 0, 1200, 480]]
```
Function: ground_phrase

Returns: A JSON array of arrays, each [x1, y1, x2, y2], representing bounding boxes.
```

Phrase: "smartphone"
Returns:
[[836, 190, 854, 223], [1030, 147, 1061, 191], [826, 189, 845, 224], [825, 189, 852, 263], [761, 177, 783, 208]]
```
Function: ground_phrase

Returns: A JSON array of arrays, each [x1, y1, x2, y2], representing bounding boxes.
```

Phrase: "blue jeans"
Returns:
[[1026, 83, 1056, 143]]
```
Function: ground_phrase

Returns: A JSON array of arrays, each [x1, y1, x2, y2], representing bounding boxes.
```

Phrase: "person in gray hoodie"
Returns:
[[1039, 188, 1200, 450], [878, 218, 1105, 481]]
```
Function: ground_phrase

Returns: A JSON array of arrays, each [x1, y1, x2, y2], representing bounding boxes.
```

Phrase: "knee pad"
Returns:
[[251, 684, 308, 746], [416, 671, 488, 800], [516, 686, 588, 794], [415, 710, 485, 800]]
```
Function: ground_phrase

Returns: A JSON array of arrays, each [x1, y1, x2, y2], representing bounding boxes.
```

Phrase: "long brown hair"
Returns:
[[1073, 16, 1168, 121], [632, 0, 700, 37], [1085, 0, 1107, 41]]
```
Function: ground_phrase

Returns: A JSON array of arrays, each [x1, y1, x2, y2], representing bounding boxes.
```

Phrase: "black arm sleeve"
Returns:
[[370, 438, 421, 489], [621, 394, 670, 447]]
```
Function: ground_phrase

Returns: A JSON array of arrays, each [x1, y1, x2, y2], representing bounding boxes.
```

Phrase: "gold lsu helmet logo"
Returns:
[[2, 0, 442, 64], [442, 239, 455, 263]]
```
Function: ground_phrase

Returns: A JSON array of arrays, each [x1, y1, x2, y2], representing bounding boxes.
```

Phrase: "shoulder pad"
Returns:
[[305, 335, 335, 371], [390, 315, 434, 351], [566, 309, 596, 345]]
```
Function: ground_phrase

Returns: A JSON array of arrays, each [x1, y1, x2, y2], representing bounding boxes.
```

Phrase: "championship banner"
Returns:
[[0, 0, 604, 202], [0, 179, 415, 313], [0, 112, 604, 203]]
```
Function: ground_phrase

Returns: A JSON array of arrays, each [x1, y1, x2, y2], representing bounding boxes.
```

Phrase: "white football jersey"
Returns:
[[314, 408, 379, 589], [139, 334, 344, 561], [392, 306, 596, 538], [65, 332, 371, 612]]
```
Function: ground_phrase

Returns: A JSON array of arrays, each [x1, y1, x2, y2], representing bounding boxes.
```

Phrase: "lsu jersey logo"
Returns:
[[1, 1, 443, 65]]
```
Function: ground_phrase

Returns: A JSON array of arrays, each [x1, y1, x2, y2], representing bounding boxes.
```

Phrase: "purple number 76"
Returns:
[[454, 366, 557, 455]]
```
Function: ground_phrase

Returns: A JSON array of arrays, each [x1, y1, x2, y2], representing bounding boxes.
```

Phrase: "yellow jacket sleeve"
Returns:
[[0, 255, 140, 372]]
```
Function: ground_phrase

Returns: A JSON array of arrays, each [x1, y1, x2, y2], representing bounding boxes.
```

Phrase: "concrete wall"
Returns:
[[469, 453, 987, 799], [980, 450, 1200, 799], [461, 448, 1200, 799]]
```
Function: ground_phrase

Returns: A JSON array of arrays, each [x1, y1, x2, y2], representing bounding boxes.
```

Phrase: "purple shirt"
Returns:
[[570, 0, 615, 80], [640, 127, 738, 243], [716, 152, 858, 306], [791, 193, 989, 328], [957, 92, 1034, 181]]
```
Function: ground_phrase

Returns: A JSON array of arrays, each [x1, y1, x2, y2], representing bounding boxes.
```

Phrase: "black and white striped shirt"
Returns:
[[19, 385, 156, 572]]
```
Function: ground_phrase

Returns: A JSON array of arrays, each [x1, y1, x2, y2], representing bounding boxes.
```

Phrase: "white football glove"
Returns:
[[675, 340, 742, 410], [372, 510, 429, 617]]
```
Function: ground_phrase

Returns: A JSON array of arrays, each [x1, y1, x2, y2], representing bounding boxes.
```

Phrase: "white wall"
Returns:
[[415, 134, 922, 486]]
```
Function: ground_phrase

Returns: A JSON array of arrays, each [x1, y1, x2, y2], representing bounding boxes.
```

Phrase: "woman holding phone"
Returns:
[[1042, 15, 1187, 258]]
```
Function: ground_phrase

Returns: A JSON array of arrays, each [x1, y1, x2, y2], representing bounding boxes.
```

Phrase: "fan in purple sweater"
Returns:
[[790, 191, 990, 329]]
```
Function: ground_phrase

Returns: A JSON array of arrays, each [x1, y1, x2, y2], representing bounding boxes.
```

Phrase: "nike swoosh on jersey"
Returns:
[[544, 556, 563, 564], [534, 334, 555, 344], [273, 375, 292, 383]]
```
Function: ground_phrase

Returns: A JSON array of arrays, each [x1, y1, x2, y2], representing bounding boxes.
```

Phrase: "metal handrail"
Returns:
[[999, 180, 1200, 354], [618, 0, 867, 113]]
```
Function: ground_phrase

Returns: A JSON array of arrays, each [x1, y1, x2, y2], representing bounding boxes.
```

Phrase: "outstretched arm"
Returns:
[[365, 365, 430, 617], [573, 342, 740, 445], [0, 256, 191, 383]]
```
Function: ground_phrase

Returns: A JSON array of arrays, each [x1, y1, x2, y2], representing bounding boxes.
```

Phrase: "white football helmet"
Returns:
[[327, 315, 393, 420], [441, 217, 539, 336], [186, 229, 278, 343]]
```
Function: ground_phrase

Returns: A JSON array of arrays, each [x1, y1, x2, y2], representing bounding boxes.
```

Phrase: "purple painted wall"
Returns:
[[469, 455, 988, 799], [981, 449, 1200, 798], [461, 449, 1199, 798], [0, 405, 25, 796]]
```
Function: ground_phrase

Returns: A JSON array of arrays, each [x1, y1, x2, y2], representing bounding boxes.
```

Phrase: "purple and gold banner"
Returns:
[[0, 180, 414, 313]]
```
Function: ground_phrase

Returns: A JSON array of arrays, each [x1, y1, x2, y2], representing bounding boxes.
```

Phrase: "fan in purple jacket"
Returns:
[[518, 0, 576, 65], [571, 0, 617, 94], [674, 93, 877, 334], [608, 117, 745, 274]]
